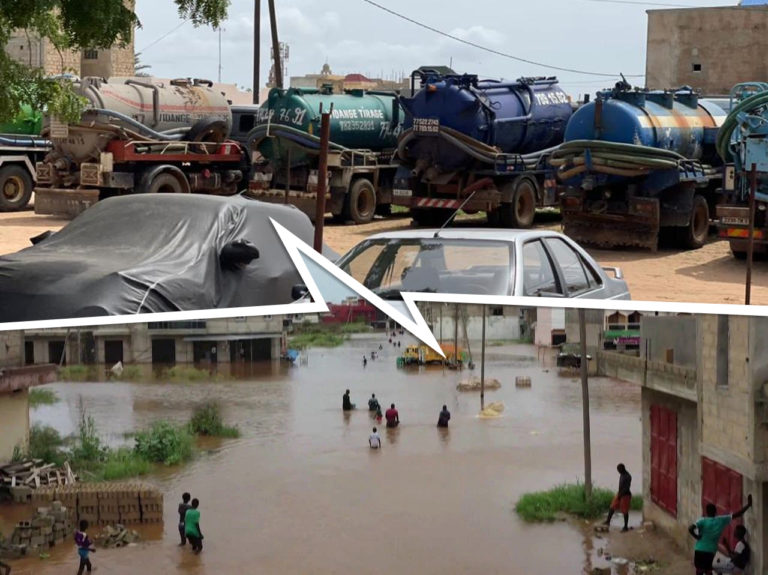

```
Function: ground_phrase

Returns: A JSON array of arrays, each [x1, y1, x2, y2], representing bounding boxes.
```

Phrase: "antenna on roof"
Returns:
[[434, 190, 477, 238]]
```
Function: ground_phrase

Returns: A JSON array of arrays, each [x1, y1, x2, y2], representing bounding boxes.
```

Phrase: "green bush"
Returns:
[[98, 448, 151, 481], [70, 412, 106, 463], [189, 402, 240, 438], [57, 365, 96, 381], [289, 332, 346, 348], [29, 388, 59, 407], [134, 421, 194, 465], [515, 483, 643, 522], [165, 366, 213, 382], [28, 424, 66, 466], [339, 322, 372, 334], [110, 365, 143, 381]]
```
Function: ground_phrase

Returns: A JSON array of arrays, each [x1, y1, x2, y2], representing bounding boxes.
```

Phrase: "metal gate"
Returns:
[[702, 457, 743, 545], [650, 404, 678, 515]]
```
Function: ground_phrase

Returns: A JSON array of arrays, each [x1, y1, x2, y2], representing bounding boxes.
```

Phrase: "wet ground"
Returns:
[[2, 336, 685, 574]]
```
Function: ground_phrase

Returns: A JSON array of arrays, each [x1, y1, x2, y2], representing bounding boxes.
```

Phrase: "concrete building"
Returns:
[[646, 5, 768, 94], [3, 0, 135, 78], [534, 307, 566, 347], [0, 331, 56, 462], [418, 303, 523, 342], [290, 63, 409, 93], [600, 314, 768, 574], [23, 317, 286, 367]]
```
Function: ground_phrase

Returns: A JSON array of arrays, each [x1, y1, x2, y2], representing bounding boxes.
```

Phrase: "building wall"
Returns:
[[640, 315, 697, 368], [534, 307, 565, 347], [646, 7, 768, 94], [0, 389, 29, 463], [0, 331, 24, 368]]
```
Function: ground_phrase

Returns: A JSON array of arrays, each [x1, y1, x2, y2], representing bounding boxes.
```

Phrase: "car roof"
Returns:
[[360, 228, 566, 242]]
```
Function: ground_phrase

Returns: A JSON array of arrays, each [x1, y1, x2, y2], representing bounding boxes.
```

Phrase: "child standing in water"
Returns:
[[74, 519, 95, 574]]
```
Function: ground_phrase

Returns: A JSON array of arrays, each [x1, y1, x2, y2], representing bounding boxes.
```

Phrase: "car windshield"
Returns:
[[338, 238, 514, 298]]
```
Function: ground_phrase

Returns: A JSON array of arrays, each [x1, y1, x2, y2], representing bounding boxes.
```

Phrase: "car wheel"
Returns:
[[0, 164, 33, 211], [679, 194, 709, 249], [345, 178, 376, 224], [145, 173, 185, 194], [500, 178, 536, 228]]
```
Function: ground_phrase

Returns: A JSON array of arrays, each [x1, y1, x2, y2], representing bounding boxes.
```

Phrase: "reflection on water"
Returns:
[[10, 337, 643, 574]]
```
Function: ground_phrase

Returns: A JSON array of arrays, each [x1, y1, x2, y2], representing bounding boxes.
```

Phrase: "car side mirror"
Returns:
[[292, 284, 309, 300], [220, 240, 260, 271], [30, 230, 55, 245]]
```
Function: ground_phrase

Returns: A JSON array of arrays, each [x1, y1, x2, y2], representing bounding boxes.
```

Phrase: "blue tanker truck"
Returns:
[[555, 81, 727, 251], [392, 70, 573, 227], [246, 85, 403, 224]]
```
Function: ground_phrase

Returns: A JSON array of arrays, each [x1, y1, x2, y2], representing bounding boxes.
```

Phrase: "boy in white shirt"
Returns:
[[369, 427, 382, 449]]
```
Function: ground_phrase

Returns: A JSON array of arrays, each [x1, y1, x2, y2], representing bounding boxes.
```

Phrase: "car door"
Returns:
[[519, 239, 564, 297], [541, 237, 605, 298]]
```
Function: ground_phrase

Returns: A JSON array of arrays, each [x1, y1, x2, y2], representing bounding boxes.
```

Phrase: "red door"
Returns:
[[701, 457, 743, 545], [650, 405, 678, 515]]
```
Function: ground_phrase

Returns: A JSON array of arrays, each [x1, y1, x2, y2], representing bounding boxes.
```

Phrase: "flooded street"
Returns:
[[6, 336, 645, 574]]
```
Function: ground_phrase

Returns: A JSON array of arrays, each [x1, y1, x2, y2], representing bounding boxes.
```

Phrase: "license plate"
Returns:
[[721, 216, 749, 225], [393, 189, 412, 197], [413, 118, 439, 136]]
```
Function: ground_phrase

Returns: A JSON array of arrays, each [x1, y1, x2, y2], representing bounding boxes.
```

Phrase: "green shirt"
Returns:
[[185, 508, 201, 537], [694, 515, 732, 553]]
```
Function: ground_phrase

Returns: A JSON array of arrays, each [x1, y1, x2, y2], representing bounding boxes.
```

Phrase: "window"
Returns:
[[544, 238, 593, 294], [650, 404, 677, 516], [104, 340, 124, 365], [491, 306, 504, 317], [148, 321, 206, 330], [24, 341, 34, 365], [716, 315, 729, 386], [692, 63, 702, 72], [238, 114, 256, 133], [83, 49, 99, 60], [522, 240, 560, 296]]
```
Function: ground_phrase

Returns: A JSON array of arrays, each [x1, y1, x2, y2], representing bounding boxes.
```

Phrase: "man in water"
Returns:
[[437, 405, 451, 428], [604, 463, 632, 532], [185, 498, 204, 553], [363, 356, 367, 367], [343, 389, 355, 411], [368, 393, 380, 412], [369, 427, 382, 449], [690, 495, 752, 575], [178, 492, 192, 545], [385, 403, 399, 428]]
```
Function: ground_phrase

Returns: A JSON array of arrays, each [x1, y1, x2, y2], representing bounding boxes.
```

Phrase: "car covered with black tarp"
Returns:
[[0, 194, 331, 322]]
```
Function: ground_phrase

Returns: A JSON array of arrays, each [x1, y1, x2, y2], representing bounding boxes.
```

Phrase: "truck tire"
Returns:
[[145, 173, 185, 194], [500, 178, 536, 228], [0, 164, 33, 211], [345, 178, 376, 224], [679, 194, 709, 249]]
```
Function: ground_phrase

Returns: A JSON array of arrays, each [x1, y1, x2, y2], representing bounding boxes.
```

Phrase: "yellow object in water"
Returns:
[[479, 401, 505, 417]]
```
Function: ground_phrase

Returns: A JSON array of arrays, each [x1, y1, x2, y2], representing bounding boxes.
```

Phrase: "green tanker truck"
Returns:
[[0, 104, 51, 210], [246, 85, 403, 224]]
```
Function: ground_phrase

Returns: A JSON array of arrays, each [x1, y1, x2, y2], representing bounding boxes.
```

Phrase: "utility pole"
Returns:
[[746, 164, 757, 305], [313, 104, 331, 253], [480, 305, 486, 411], [579, 308, 593, 501], [218, 27, 223, 83], [267, 0, 283, 89], [252, 0, 260, 103]]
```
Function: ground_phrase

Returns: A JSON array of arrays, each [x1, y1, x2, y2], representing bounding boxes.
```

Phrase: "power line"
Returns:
[[359, 0, 644, 78], [138, 19, 190, 53]]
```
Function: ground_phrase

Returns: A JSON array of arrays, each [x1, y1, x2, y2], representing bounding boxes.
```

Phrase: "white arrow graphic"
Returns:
[[270, 218, 445, 357]]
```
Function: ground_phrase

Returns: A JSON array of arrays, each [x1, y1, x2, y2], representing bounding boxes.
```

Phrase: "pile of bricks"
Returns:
[[29, 482, 163, 526], [0, 500, 74, 559]]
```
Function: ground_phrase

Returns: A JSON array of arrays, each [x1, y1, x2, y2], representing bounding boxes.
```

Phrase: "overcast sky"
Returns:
[[134, 0, 734, 100]]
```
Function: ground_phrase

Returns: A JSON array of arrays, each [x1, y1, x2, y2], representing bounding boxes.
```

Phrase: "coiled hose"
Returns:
[[550, 140, 687, 180], [247, 123, 353, 156], [397, 125, 555, 169], [716, 89, 768, 163]]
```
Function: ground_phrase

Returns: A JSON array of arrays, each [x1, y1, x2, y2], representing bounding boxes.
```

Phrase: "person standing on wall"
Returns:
[[689, 494, 752, 575]]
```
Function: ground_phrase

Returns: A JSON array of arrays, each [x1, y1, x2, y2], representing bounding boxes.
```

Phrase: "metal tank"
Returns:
[[253, 86, 402, 165], [563, 86, 726, 162], [77, 76, 232, 134], [397, 72, 573, 170]]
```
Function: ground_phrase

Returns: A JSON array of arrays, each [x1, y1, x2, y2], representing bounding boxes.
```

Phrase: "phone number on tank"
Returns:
[[339, 120, 377, 131]]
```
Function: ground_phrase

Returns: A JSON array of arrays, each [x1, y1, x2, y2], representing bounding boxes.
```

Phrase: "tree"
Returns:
[[0, 0, 230, 123], [134, 52, 151, 77]]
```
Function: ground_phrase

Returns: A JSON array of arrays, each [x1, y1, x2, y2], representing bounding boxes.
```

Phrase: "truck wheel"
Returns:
[[680, 194, 709, 249], [345, 179, 376, 224], [0, 165, 33, 211], [146, 173, 184, 194], [731, 246, 747, 260], [500, 178, 536, 228]]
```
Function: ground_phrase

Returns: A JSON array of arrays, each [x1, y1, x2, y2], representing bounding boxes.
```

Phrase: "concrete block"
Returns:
[[51, 500, 62, 511]]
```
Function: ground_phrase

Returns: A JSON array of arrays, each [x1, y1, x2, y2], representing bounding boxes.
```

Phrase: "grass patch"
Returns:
[[95, 448, 152, 481], [391, 205, 409, 215], [134, 421, 194, 465], [189, 402, 240, 438], [289, 332, 346, 348], [28, 424, 67, 466], [515, 483, 643, 522], [57, 365, 96, 381], [110, 365, 143, 381], [338, 321, 373, 334], [29, 388, 59, 407]]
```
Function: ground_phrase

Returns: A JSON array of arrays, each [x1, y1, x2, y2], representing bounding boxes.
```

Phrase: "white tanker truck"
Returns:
[[34, 76, 252, 218]]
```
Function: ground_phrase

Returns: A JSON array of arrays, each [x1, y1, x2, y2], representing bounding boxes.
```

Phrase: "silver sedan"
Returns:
[[335, 228, 631, 300]]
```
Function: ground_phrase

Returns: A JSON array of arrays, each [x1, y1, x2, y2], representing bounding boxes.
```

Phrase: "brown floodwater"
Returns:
[[4, 336, 645, 574]]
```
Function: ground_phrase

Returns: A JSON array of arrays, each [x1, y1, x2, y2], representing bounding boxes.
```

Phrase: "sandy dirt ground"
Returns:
[[2, 207, 768, 305]]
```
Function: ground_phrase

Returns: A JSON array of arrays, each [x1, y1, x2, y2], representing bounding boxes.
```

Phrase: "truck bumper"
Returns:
[[245, 186, 331, 223], [34, 188, 99, 218]]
